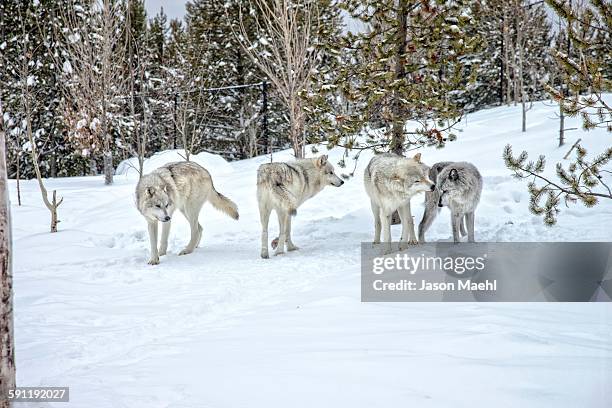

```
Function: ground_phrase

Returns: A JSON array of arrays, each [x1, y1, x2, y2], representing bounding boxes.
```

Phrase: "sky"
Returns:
[[145, 0, 188, 22]]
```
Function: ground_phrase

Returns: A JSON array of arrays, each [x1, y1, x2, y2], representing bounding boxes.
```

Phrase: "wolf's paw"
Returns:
[[178, 248, 193, 256], [287, 243, 299, 251], [148, 257, 160, 265], [372, 239, 380, 245], [274, 249, 285, 256], [408, 239, 419, 245], [261, 251, 269, 259], [158, 249, 167, 257]]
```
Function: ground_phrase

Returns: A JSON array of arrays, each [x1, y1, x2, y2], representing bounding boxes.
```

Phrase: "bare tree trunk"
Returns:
[[102, 91, 113, 185], [519, 38, 527, 132], [516, 2, 529, 132], [559, 104, 565, 146], [389, 0, 409, 155], [503, 7, 512, 105], [24, 99, 63, 233], [0, 101, 16, 408], [289, 102, 306, 158], [15, 154, 21, 206]]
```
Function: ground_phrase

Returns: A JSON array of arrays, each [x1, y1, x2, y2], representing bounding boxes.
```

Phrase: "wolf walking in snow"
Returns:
[[418, 161, 482, 243], [364, 153, 435, 253], [257, 155, 344, 258], [136, 161, 239, 265]]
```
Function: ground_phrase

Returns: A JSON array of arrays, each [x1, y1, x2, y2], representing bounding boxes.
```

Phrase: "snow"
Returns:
[[62, 60, 73, 75], [89, 117, 101, 132], [115, 149, 234, 178], [9, 98, 612, 407]]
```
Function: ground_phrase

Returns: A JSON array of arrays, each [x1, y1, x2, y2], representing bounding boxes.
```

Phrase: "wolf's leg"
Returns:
[[380, 208, 392, 254], [147, 221, 160, 265], [460, 215, 467, 237], [274, 210, 288, 256], [286, 216, 299, 251], [466, 211, 476, 243], [398, 202, 417, 249], [259, 204, 272, 259], [418, 194, 438, 243], [370, 200, 381, 244], [159, 220, 171, 256], [179, 205, 203, 256], [451, 211, 463, 243]]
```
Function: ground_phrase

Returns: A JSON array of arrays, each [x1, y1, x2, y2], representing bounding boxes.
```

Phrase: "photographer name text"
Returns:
[[373, 279, 497, 292]]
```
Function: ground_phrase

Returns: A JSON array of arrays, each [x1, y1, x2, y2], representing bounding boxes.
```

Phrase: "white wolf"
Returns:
[[364, 153, 435, 252], [418, 161, 483, 243], [136, 161, 239, 265], [257, 155, 344, 258]]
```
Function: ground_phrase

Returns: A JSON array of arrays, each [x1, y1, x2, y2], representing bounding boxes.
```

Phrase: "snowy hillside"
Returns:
[[9, 99, 612, 407]]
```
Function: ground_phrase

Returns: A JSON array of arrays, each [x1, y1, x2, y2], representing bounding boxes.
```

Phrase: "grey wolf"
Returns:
[[418, 161, 482, 243], [364, 152, 435, 253], [136, 161, 239, 265], [418, 161, 466, 241], [257, 155, 344, 258]]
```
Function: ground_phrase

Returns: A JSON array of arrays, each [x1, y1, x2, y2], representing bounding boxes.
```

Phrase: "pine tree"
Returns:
[[504, 0, 611, 225], [0, 0, 76, 180], [145, 8, 173, 154], [310, 0, 479, 159], [451, 0, 552, 115]]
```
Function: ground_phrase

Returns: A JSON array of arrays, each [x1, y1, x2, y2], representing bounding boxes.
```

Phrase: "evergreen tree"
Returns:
[[0, 1, 76, 180], [451, 0, 552, 114], [310, 0, 479, 159], [504, 0, 611, 225]]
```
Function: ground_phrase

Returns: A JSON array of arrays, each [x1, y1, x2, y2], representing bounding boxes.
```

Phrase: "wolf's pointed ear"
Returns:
[[147, 187, 155, 196], [449, 168, 459, 181], [316, 155, 328, 168], [413, 153, 421, 163]]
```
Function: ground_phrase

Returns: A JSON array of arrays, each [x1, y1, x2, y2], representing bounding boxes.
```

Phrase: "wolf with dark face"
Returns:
[[364, 152, 435, 253], [136, 161, 239, 265], [418, 161, 482, 243], [257, 155, 344, 258]]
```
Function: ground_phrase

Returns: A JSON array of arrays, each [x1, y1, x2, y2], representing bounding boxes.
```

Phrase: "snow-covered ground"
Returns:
[[10, 99, 612, 407]]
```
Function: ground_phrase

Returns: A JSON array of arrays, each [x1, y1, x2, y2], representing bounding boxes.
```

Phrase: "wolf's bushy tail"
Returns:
[[208, 188, 239, 220]]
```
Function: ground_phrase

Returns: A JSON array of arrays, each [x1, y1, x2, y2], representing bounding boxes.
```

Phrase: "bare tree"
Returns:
[[236, 0, 319, 159], [125, 0, 150, 178], [0, 100, 16, 408], [20, 72, 64, 233], [174, 84, 212, 162], [59, 0, 127, 185], [17, 7, 64, 233]]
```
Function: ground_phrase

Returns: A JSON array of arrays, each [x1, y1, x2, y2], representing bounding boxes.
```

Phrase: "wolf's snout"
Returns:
[[430, 184, 436, 191], [163, 216, 171, 222], [339, 180, 345, 186]]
